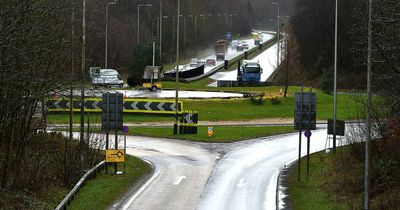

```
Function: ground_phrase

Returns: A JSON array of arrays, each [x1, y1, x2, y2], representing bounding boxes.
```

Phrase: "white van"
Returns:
[[90, 68, 124, 87]]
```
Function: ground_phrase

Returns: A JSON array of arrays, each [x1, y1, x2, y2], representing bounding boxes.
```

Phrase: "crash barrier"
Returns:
[[55, 161, 105, 210], [163, 64, 205, 79], [217, 81, 281, 87], [47, 98, 183, 114], [179, 110, 198, 134]]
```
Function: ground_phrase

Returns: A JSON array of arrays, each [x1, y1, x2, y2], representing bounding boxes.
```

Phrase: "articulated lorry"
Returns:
[[215, 39, 228, 61], [237, 60, 263, 82]]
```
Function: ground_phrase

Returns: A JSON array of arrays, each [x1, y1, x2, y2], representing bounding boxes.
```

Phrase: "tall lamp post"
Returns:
[[364, 0, 373, 209], [137, 4, 152, 44], [272, 1, 280, 69], [174, 0, 180, 134], [230, 14, 238, 32], [105, 1, 116, 69], [159, 0, 163, 61]]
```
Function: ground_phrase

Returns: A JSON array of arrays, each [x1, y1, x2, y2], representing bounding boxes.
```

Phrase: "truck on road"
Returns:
[[237, 60, 263, 82], [252, 32, 262, 45], [215, 39, 228, 61]]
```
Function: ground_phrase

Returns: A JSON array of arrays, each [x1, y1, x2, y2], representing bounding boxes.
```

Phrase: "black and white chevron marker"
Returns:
[[48, 98, 182, 114], [122, 101, 181, 112]]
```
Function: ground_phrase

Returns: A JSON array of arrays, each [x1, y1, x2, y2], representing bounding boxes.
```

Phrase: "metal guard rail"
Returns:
[[55, 160, 106, 210]]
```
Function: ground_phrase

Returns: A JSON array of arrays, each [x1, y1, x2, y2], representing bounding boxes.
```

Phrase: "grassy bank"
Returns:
[[68, 155, 151, 210], [129, 125, 294, 143], [287, 151, 349, 210], [48, 87, 361, 124]]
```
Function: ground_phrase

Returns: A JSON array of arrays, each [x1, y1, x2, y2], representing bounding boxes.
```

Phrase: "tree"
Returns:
[[127, 44, 158, 86]]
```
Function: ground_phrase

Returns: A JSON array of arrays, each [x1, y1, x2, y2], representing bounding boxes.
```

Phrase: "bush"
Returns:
[[319, 66, 334, 94], [127, 76, 140, 87], [270, 96, 282, 104]]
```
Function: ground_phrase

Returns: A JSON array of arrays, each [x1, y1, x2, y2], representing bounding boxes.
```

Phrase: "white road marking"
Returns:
[[174, 176, 187, 185], [236, 178, 245, 188]]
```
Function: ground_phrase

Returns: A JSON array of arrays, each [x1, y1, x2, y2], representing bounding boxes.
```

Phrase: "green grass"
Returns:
[[68, 155, 151, 210], [129, 125, 294, 143], [288, 151, 349, 210], [47, 86, 362, 124]]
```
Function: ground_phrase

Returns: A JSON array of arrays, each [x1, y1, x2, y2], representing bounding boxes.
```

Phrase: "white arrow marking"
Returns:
[[184, 113, 193, 123], [144, 102, 152, 110], [92, 101, 99, 109], [236, 178, 245, 188], [54, 100, 60, 109], [157, 102, 165, 111], [170, 103, 176, 111], [66, 101, 70, 109], [130, 101, 138, 110], [174, 176, 187, 185]]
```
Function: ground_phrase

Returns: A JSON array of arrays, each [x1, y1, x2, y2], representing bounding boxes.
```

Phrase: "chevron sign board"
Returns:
[[47, 98, 183, 114], [123, 99, 183, 114], [179, 111, 199, 134]]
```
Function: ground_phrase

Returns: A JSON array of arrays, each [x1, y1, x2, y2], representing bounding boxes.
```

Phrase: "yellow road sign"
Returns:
[[105, 149, 125, 163], [208, 127, 214, 138]]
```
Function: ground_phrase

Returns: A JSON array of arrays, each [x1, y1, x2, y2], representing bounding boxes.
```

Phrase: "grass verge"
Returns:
[[287, 151, 349, 210], [129, 125, 294, 143], [67, 155, 151, 210], [47, 87, 362, 124]]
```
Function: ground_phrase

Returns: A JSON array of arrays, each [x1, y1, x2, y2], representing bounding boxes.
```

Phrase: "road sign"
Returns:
[[294, 92, 317, 130], [47, 98, 183, 114], [180, 111, 198, 134], [327, 119, 345, 136], [226, 32, 232, 41], [304, 130, 312, 138], [122, 125, 129, 133], [105, 149, 125, 163], [102, 93, 123, 130], [208, 127, 214, 138]]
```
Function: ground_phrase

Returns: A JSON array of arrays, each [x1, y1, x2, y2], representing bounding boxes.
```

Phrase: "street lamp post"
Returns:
[[159, 0, 163, 61], [194, 15, 197, 49], [364, 0, 373, 209], [174, 0, 180, 134], [137, 4, 152, 44], [105, 1, 116, 69], [183, 15, 186, 49], [80, 0, 86, 146], [172, 15, 175, 45], [333, 0, 338, 153], [230, 14, 238, 33], [272, 1, 280, 69]]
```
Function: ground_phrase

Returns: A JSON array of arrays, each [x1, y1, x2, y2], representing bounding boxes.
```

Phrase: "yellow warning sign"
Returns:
[[208, 127, 214, 138], [105, 150, 125, 163]]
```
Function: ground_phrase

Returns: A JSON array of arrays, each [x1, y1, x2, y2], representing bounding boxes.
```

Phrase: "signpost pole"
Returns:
[[114, 93, 118, 174], [306, 87, 312, 181], [297, 86, 303, 181], [124, 132, 126, 175], [106, 92, 110, 174]]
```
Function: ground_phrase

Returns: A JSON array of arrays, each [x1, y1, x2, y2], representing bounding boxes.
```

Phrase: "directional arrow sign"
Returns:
[[48, 98, 183, 114]]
